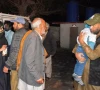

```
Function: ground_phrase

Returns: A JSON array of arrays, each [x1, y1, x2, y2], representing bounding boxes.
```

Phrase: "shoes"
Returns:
[[72, 73, 85, 86]]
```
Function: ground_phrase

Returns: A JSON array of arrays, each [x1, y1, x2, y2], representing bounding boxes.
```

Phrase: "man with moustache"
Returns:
[[4, 21, 14, 90], [73, 13, 100, 90], [18, 18, 46, 90], [3, 17, 27, 90]]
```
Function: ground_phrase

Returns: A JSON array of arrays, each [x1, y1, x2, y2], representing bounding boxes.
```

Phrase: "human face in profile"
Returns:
[[40, 21, 46, 36], [90, 23, 100, 34]]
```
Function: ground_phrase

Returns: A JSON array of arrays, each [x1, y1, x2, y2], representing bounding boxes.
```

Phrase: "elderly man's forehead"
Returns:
[[33, 19, 46, 26], [32, 18, 44, 23]]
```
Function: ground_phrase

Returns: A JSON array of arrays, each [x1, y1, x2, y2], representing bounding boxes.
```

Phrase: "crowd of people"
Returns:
[[0, 13, 100, 90], [0, 17, 57, 90]]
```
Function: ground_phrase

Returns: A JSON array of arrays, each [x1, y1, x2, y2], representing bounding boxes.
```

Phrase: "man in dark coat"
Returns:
[[43, 23, 57, 79]]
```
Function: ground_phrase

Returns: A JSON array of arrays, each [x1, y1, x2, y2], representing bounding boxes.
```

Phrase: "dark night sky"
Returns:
[[55, 0, 100, 22], [0, 0, 100, 22], [47, 0, 100, 22], [76, 0, 100, 21], [76, 0, 100, 8]]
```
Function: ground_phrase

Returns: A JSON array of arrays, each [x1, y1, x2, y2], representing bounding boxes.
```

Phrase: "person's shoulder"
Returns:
[[81, 28, 90, 33], [26, 30, 37, 39], [81, 28, 90, 31]]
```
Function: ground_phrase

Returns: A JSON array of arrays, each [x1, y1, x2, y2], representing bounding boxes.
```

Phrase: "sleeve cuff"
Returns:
[[82, 44, 87, 48], [5, 63, 10, 70]]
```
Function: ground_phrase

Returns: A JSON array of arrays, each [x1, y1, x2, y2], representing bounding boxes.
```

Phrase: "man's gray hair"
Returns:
[[31, 18, 41, 29]]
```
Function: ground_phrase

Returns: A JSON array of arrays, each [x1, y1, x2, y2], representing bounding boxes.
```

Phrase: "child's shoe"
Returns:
[[72, 73, 84, 86]]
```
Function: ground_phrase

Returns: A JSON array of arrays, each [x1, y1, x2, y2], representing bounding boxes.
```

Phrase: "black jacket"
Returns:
[[43, 30, 57, 57], [89, 37, 100, 86]]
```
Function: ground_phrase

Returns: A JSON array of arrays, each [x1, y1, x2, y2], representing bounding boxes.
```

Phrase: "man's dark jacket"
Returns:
[[89, 37, 100, 86], [43, 30, 57, 57]]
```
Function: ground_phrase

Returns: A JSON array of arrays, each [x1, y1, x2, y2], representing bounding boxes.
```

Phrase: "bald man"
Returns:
[[18, 18, 46, 90]]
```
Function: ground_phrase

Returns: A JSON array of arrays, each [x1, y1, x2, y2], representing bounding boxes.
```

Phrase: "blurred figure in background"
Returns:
[[4, 21, 14, 56], [4, 20, 14, 90], [43, 23, 57, 80], [0, 21, 8, 90], [24, 19, 31, 31]]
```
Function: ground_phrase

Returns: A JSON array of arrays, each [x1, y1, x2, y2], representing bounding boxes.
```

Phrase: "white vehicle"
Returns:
[[0, 13, 30, 22]]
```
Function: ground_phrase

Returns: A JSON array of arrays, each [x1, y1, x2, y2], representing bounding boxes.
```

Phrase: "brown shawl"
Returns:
[[16, 30, 32, 71]]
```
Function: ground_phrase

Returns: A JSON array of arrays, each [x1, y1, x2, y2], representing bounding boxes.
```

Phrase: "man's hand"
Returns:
[[3, 66, 9, 73], [75, 52, 86, 62], [0, 45, 7, 52], [78, 32, 86, 45], [36, 78, 44, 84]]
